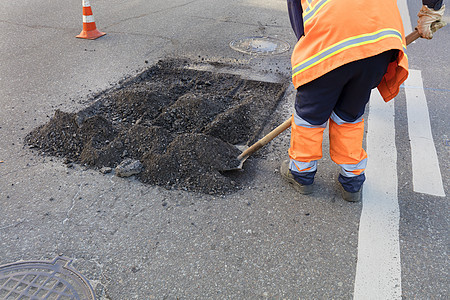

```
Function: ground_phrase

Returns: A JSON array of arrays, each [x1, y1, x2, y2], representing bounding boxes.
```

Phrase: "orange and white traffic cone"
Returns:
[[76, 0, 106, 40]]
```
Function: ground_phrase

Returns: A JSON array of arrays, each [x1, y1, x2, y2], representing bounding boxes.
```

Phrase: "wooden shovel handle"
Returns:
[[406, 29, 421, 45], [237, 29, 430, 162], [237, 116, 292, 160], [405, 21, 447, 45]]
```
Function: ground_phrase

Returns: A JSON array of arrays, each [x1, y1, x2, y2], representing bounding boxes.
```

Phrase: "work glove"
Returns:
[[417, 5, 446, 39]]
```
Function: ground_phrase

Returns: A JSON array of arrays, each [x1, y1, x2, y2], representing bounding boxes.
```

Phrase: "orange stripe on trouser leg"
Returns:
[[291, 163, 313, 172], [297, 166, 312, 172], [350, 168, 365, 175], [288, 118, 325, 162], [329, 119, 367, 165]]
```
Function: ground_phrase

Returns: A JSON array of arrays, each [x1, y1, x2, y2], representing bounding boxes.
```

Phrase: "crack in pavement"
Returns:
[[62, 184, 83, 225], [103, 0, 201, 29], [0, 219, 25, 231], [1, 0, 201, 33], [0, 20, 74, 31], [192, 15, 287, 29]]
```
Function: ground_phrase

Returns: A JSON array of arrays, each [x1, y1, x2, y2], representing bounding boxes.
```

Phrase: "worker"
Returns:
[[281, 0, 446, 202]]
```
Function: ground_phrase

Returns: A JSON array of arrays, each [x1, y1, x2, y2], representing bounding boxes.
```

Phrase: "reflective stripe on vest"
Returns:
[[303, 0, 331, 25], [292, 29, 404, 79]]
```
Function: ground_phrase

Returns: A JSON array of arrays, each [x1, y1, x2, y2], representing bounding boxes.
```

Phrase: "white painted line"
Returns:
[[354, 90, 402, 300], [397, 0, 413, 34], [405, 70, 446, 197]]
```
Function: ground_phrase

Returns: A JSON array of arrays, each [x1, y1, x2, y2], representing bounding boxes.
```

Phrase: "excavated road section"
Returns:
[[26, 59, 287, 194]]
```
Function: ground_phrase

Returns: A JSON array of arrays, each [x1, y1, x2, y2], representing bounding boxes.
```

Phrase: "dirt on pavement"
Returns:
[[25, 59, 287, 194]]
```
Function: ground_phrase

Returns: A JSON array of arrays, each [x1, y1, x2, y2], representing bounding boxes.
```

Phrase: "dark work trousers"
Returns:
[[292, 50, 397, 192]]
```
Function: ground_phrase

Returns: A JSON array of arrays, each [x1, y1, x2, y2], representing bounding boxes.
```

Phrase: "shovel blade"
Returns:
[[221, 144, 249, 171]]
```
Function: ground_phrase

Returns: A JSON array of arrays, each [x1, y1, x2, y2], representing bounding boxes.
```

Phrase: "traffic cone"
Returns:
[[76, 0, 106, 40]]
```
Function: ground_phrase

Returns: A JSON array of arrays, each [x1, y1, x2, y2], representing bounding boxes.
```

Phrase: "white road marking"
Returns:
[[354, 1, 445, 298], [397, 0, 413, 33], [353, 90, 402, 299], [405, 70, 446, 197]]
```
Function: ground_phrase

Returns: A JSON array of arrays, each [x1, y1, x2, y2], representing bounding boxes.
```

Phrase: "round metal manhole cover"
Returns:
[[0, 256, 96, 300], [230, 36, 290, 55]]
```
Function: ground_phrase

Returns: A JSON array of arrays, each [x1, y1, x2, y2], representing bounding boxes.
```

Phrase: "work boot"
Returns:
[[340, 185, 363, 202], [280, 160, 314, 195]]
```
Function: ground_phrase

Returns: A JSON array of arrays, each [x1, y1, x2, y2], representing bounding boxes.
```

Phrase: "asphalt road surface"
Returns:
[[1, 0, 448, 299]]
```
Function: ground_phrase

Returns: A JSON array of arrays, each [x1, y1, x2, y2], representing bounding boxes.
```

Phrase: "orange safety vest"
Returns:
[[291, 0, 409, 102]]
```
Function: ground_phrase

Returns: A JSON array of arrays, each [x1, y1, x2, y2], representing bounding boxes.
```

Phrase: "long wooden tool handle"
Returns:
[[237, 29, 429, 162], [237, 116, 292, 160], [406, 21, 447, 45], [406, 30, 420, 45]]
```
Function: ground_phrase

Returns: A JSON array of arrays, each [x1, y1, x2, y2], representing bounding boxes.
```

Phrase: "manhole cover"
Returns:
[[0, 256, 96, 300], [230, 36, 290, 55]]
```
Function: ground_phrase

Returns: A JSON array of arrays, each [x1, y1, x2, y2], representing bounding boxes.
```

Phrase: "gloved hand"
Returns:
[[417, 5, 446, 39]]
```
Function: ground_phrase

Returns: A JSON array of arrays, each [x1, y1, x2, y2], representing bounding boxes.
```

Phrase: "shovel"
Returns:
[[226, 27, 443, 171], [227, 116, 292, 170]]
